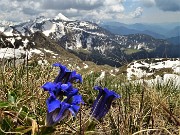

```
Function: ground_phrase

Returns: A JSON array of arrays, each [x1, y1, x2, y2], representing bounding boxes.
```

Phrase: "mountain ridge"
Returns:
[[0, 13, 179, 67]]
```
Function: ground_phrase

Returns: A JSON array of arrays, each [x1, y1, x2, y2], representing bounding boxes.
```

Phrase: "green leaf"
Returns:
[[0, 101, 10, 108], [15, 126, 32, 134], [1, 118, 12, 132]]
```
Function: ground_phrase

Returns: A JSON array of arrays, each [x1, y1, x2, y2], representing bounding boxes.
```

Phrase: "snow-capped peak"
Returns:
[[54, 13, 71, 21]]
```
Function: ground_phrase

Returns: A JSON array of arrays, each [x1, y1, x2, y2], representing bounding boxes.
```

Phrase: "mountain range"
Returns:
[[0, 13, 179, 67], [100, 21, 180, 45]]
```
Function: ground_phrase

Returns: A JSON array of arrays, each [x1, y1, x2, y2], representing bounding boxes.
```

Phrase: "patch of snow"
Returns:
[[3, 27, 14, 36], [43, 48, 57, 55], [76, 66, 81, 70], [6, 38, 15, 45], [29, 49, 42, 54], [115, 68, 119, 72], [67, 27, 105, 37], [16, 37, 22, 40], [54, 13, 71, 21], [28, 49, 44, 57], [127, 58, 180, 80], [42, 21, 56, 36], [174, 67, 180, 73], [94, 45, 114, 54], [22, 38, 29, 48], [38, 59, 48, 66], [95, 71, 106, 83], [83, 63, 89, 69], [0, 48, 25, 59], [80, 22, 88, 26], [76, 34, 82, 48], [127, 58, 180, 88], [135, 74, 180, 88], [0, 27, 4, 32]]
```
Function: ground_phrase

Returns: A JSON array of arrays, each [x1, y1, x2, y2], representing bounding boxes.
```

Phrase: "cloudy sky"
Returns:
[[0, 0, 179, 24]]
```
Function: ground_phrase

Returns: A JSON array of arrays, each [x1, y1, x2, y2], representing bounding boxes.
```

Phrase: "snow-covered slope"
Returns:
[[127, 58, 180, 87], [0, 36, 36, 59], [0, 32, 82, 67]]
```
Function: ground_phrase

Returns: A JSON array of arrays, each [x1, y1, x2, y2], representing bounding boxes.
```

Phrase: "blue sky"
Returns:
[[0, 0, 179, 24]]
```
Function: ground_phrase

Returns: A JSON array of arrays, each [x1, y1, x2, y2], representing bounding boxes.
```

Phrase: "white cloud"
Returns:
[[0, 0, 126, 22], [0, 0, 156, 23], [130, 7, 143, 18]]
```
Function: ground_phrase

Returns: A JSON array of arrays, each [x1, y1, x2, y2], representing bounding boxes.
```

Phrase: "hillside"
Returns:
[[0, 13, 179, 67]]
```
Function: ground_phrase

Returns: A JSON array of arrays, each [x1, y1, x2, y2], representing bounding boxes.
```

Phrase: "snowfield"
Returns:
[[127, 58, 180, 88]]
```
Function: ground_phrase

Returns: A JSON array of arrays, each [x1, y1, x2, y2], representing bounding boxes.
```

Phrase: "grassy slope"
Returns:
[[0, 60, 180, 135]]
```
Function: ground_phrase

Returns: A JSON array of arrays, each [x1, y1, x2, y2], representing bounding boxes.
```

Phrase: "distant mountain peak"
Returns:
[[54, 13, 72, 21]]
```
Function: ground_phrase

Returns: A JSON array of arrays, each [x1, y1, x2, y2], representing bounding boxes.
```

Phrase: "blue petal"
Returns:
[[41, 82, 57, 91], [52, 63, 70, 73], [70, 71, 83, 83], [69, 105, 80, 116], [53, 63, 71, 83], [42, 82, 62, 98], [71, 95, 84, 105], [94, 86, 103, 92], [61, 82, 72, 91], [104, 88, 121, 99], [67, 88, 78, 96], [54, 102, 70, 122], [61, 82, 78, 97], [63, 88, 79, 103], [52, 63, 62, 67], [46, 102, 71, 126], [46, 97, 61, 113], [46, 108, 60, 126]]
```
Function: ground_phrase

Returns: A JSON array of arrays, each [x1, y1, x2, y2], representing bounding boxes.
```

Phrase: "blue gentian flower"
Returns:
[[42, 82, 79, 100], [42, 63, 84, 126], [46, 95, 84, 126], [53, 63, 82, 83], [91, 86, 120, 120]]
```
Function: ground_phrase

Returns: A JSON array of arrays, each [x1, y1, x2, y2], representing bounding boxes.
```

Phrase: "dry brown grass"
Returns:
[[0, 62, 180, 134]]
